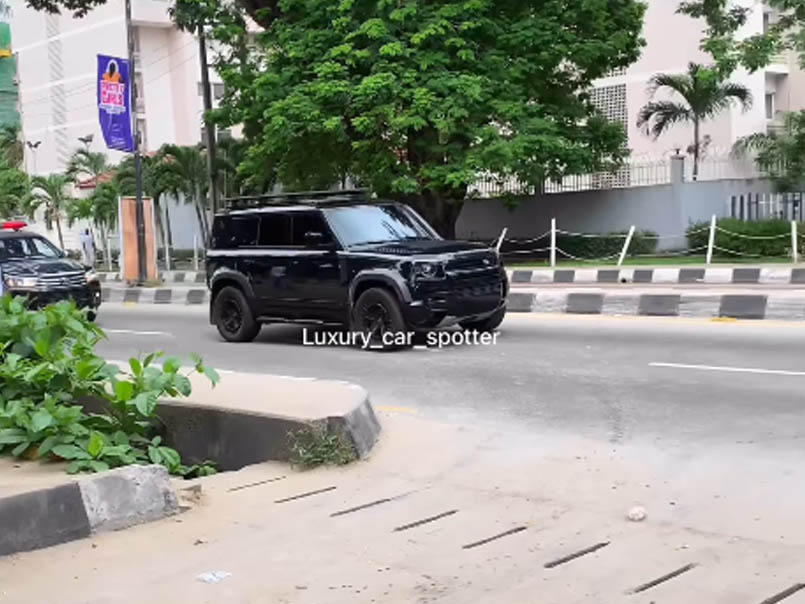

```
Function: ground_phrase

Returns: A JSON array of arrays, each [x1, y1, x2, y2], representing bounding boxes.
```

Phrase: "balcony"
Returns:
[[131, 0, 172, 27], [766, 51, 790, 74]]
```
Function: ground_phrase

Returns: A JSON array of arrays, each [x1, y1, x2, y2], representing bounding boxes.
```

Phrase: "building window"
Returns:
[[590, 84, 628, 127], [197, 82, 225, 100], [765, 92, 775, 120]]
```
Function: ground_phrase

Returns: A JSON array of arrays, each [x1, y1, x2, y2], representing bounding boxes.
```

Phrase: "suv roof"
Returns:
[[222, 189, 373, 212]]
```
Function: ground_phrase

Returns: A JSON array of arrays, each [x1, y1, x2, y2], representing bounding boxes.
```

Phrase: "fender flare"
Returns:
[[349, 269, 413, 307]]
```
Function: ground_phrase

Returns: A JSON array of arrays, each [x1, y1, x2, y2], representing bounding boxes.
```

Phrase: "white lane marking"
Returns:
[[649, 362, 805, 377], [104, 328, 173, 337]]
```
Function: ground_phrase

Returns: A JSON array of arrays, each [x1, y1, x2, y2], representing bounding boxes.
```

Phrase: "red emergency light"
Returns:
[[1, 222, 27, 231]]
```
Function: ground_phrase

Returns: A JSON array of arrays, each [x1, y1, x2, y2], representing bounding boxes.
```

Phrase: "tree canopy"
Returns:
[[679, 0, 805, 73], [207, 0, 645, 234]]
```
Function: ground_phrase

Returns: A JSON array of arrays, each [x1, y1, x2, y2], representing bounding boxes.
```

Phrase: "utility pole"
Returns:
[[125, 0, 147, 284], [198, 24, 219, 223]]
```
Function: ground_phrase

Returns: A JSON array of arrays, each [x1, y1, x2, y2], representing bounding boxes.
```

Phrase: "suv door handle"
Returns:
[[319, 262, 334, 269]]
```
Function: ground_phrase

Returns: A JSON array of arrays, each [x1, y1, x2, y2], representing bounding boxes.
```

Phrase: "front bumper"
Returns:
[[403, 269, 508, 328], [9, 283, 101, 310]]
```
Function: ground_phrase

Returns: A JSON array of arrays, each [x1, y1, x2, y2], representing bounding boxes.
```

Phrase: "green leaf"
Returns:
[[88, 460, 110, 473], [162, 356, 181, 374], [148, 446, 163, 465], [114, 380, 134, 402], [132, 393, 155, 417], [11, 441, 29, 457], [38, 434, 59, 457], [158, 446, 181, 470], [202, 365, 220, 387], [151, 435, 162, 446], [0, 428, 27, 444], [52, 444, 89, 460], [31, 408, 54, 433], [112, 430, 130, 446], [66, 461, 83, 474], [33, 328, 51, 357], [173, 375, 192, 397], [129, 358, 143, 377], [189, 352, 202, 366], [87, 432, 104, 458]]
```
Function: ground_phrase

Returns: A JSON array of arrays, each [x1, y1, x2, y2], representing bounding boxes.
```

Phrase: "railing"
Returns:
[[684, 156, 763, 181], [544, 161, 670, 193], [728, 192, 805, 222]]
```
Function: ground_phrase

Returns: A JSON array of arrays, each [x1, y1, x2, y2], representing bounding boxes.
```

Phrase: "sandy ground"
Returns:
[[2, 409, 805, 604]]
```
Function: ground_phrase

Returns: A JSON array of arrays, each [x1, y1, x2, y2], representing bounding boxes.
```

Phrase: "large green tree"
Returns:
[[679, 0, 805, 73], [733, 110, 805, 192], [27, 174, 75, 250], [637, 62, 752, 180], [204, 0, 646, 235]]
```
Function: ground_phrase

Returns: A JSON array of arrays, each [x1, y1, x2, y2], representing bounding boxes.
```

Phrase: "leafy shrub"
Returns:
[[686, 218, 797, 258], [0, 296, 218, 476], [555, 230, 658, 260]]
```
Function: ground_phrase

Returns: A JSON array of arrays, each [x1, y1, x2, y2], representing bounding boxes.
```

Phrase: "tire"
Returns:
[[459, 306, 506, 332], [86, 310, 97, 323], [351, 287, 408, 351], [212, 286, 261, 343]]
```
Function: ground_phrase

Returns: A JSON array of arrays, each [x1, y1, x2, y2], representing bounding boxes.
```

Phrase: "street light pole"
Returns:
[[125, 0, 147, 284], [198, 24, 219, 221]]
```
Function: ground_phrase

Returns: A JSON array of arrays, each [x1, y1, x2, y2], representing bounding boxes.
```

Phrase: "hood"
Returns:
[[350, 239, 491, 257], [1, 257, 85, 276]]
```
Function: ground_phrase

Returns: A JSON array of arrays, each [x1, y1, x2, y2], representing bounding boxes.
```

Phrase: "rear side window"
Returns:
[[257, 213, 292, 246], [211, 216, 258, 248], [292, 212, 333, 247]]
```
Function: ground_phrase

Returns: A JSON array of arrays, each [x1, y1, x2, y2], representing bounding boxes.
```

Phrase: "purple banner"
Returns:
[[97, 54, 134, 153]]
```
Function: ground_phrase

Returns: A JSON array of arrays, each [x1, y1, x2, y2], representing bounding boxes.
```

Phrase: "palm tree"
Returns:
[[66, 148, 111, 184], [637, 63, 753, 180], [68, 182, 119, 268], [28, 174, 75, 249], [0, 124, 23, 167], [158, 144, 210, 244], [732, 110, 805, 192]]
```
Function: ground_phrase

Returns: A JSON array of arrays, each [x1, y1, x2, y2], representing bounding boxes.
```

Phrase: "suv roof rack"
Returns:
[[222, 189, 372, 211]]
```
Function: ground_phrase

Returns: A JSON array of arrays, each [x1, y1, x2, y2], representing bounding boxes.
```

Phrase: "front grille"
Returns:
[[37, 272, 86, 288], [447, 251, 498, 274], [453, 274, 503, 298]]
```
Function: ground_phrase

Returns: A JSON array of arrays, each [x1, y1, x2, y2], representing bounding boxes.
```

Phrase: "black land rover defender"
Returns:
[[0, 222, 102, 317], [206, 190, 508, 348]]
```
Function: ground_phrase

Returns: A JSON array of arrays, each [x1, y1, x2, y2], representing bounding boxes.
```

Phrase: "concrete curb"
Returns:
[[506, 267, 805, 286], [101, 287, 209, 305], [98, 271, 204, 284], [0, 465, 177, 557], [505, 290, 805, 320]]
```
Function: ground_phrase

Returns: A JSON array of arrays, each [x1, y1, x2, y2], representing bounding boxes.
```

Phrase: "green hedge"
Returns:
[[556, 230, 658, 260], [687, 218, 798, 258]]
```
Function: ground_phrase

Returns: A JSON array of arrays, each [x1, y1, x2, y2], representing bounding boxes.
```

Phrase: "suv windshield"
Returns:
[[324, 204, 435, 247], [0, 236, 62, 260]]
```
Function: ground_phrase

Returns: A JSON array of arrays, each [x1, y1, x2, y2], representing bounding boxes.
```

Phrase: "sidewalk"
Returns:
[[3, 410, 805, 603]]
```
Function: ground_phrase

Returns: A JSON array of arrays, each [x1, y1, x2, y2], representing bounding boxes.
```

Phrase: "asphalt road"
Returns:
[[95, 304, 805, 454]]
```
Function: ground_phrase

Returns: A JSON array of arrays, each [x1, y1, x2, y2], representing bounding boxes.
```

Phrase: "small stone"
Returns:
[[295, 585, 307, 590], [627, 506, 647, 522], [194, 538, 207, 546], [91, 543, 97, 549]]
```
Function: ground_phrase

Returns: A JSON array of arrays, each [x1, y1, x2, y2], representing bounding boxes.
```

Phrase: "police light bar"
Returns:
[[1, 221, 27, 231]]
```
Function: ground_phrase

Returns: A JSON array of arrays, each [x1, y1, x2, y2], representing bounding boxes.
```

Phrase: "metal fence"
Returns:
[[727, 192, 805, 222]]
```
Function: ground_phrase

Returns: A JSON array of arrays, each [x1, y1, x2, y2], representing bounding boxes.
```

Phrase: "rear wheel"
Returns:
[[86, 310, 97, 322], [459, 306, 506, 332], [351, 287, 408, 351], [213, 286, 261, 343]]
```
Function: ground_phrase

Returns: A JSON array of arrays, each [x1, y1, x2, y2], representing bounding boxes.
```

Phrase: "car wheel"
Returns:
[[86, 310, 97, 322], [213, 286, 261, 343], [352, 287, 408, 351], [459, 306, 506, 332]]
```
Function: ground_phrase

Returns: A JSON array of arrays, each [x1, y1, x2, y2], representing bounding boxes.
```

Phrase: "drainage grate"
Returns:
[[544, 541, 611, 569], [462, 526, 527, 550], [331, 497, 394, 517], [393, 510, 458, 532], [758, 583, 805, 604], [227, 476, 286, 492], [274, 486, 337, 504], [629, 563, 697, 594]]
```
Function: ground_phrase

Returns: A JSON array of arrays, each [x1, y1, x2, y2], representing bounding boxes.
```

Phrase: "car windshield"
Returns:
[[0, 236, 62, 260], [324, 205, 436, 247]]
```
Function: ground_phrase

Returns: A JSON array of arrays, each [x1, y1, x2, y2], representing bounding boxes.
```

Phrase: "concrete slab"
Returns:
[[719, 294, 767, 319], [596, 269, 620, 283], [678, 268, 705, 284], [553, 269, 575, 283], [506, 292, 535, 312], [638, 294, 681, 316], [510, 270, 532, 284], [566, 293, 604, 314], [732, 268, 761, 284]]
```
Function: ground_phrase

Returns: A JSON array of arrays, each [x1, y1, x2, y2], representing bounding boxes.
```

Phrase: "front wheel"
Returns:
[[212, 286, 261, 343], [459, 306, 506, 332], [351, 287, 408, 351]]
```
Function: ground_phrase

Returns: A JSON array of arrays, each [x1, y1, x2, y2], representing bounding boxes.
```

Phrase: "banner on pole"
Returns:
[[97, 54, 134, 153]]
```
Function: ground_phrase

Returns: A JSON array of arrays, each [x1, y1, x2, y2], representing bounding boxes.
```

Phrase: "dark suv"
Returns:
[[0, 222, 102, 317], [206, 191, 508, 348]]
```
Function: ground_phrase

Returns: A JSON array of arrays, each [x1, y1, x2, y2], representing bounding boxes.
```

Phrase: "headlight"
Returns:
[[3, 275, 38, 288], [85, 269, 98, 283], [412, 261, 445, 280]]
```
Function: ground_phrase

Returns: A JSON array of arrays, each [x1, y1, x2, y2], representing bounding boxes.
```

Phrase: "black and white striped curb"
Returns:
[[506, 267, 805, 285], [507, 290, 805, 321], [102, 287, 209, 305], [0, 465, 178, 557], [98, 271, 205, 284]]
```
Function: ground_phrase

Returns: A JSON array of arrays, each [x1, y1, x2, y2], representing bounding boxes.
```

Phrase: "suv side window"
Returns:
[[211, 216, 258, 248], [257, 213, 292, 246], [292, 212, 334, 248]]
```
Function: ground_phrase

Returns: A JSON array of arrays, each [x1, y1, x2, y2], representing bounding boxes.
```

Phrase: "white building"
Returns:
[[10, 0, 221, 250], [592, 0, 805, 161]]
